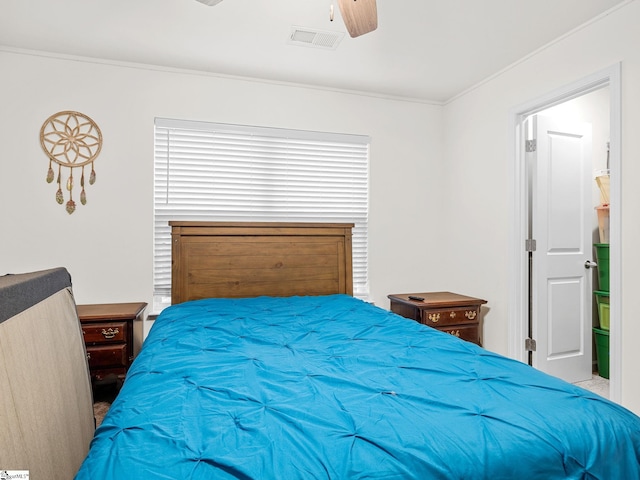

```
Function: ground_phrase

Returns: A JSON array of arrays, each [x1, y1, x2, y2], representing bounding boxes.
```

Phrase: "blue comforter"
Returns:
[[76, 295, 640, 479]]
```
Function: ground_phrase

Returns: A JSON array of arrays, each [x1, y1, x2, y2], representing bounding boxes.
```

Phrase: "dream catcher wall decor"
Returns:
[[40, 111, 103, 214]]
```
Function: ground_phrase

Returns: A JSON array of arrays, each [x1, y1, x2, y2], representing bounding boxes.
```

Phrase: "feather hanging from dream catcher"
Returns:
[[40, 111, 103, 214]]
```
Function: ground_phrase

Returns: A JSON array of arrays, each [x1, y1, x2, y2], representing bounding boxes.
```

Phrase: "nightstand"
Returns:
[[388, 292, 487, 345], [77, 302, 147, 389]]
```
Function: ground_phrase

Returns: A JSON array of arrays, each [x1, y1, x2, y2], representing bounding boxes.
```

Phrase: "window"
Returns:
[[153, 118, 370, 311]]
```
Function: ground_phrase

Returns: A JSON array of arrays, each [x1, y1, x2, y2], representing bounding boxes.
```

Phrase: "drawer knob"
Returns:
[[448, 330, 461, 338], [465, 310, 477, 320], [428, 313, 440, 323], [101, 327, 119, 339]]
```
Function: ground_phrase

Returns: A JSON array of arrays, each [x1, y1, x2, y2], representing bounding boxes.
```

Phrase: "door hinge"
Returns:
[[526, 139, 537, 152], [525, 338, 537, 352], [525, 239, 537, 252]]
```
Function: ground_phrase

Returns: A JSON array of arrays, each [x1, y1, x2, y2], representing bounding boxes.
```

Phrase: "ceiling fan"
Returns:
[[194, 0, 377, 38]]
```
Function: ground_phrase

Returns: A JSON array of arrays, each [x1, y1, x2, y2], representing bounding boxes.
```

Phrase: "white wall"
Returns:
[[0, 49, 443, 315], [442, 1, 640, 413]]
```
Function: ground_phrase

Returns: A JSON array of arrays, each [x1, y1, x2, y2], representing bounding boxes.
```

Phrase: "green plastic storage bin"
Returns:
[[594, 290, 610, 330], [593, 327, 610, 379], [594, 244, 609, 292]]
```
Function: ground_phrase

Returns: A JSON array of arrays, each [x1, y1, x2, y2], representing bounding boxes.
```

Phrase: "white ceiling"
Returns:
[[0, 0, 626, 103]]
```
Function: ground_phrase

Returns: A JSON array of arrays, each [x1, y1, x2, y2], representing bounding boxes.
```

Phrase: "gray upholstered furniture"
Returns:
[[0, 268, 94, 479]]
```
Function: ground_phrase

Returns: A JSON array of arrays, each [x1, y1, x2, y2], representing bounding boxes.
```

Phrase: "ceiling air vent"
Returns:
[[288, 27, 344, 50]]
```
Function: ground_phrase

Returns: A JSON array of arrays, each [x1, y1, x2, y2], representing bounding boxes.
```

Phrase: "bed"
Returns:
[[0, 268, 94, 479], [77, 222, 640, 479]]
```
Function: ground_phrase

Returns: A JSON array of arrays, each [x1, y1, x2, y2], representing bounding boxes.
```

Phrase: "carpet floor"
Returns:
[[574, 374, 610, 399], [92, 382, 118, 427]]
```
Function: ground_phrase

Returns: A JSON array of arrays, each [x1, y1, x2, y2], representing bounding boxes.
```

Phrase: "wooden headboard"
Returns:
[[170, 222, 354, 304]]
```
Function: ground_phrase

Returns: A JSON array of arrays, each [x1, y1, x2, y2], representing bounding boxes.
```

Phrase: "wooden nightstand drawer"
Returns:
[[388, 292, 486, 346], [82, 321, 127, 344], [439, 324, 479, 343], [78, 302, 147, 393], [86, 344, 128, 369], [420, 306, 481, 327]]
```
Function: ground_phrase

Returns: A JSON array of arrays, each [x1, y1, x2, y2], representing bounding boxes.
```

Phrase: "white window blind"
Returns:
[[153, 118, 370, 310]]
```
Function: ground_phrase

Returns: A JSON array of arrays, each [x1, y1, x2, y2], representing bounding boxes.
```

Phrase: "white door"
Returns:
[[529, 114, 593, 384]]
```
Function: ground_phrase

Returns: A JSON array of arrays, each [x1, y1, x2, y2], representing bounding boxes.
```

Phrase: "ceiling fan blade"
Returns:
[[337, 0, 378, 38], [195, 0, 224, 6]]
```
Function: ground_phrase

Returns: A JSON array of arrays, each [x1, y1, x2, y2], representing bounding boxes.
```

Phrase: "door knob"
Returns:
[[585, 260, 598, 269]]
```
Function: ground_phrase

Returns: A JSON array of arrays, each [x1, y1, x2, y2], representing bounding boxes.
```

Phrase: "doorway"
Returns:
[[526, 111, 596, 384], [508, 64, 621, 403]]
